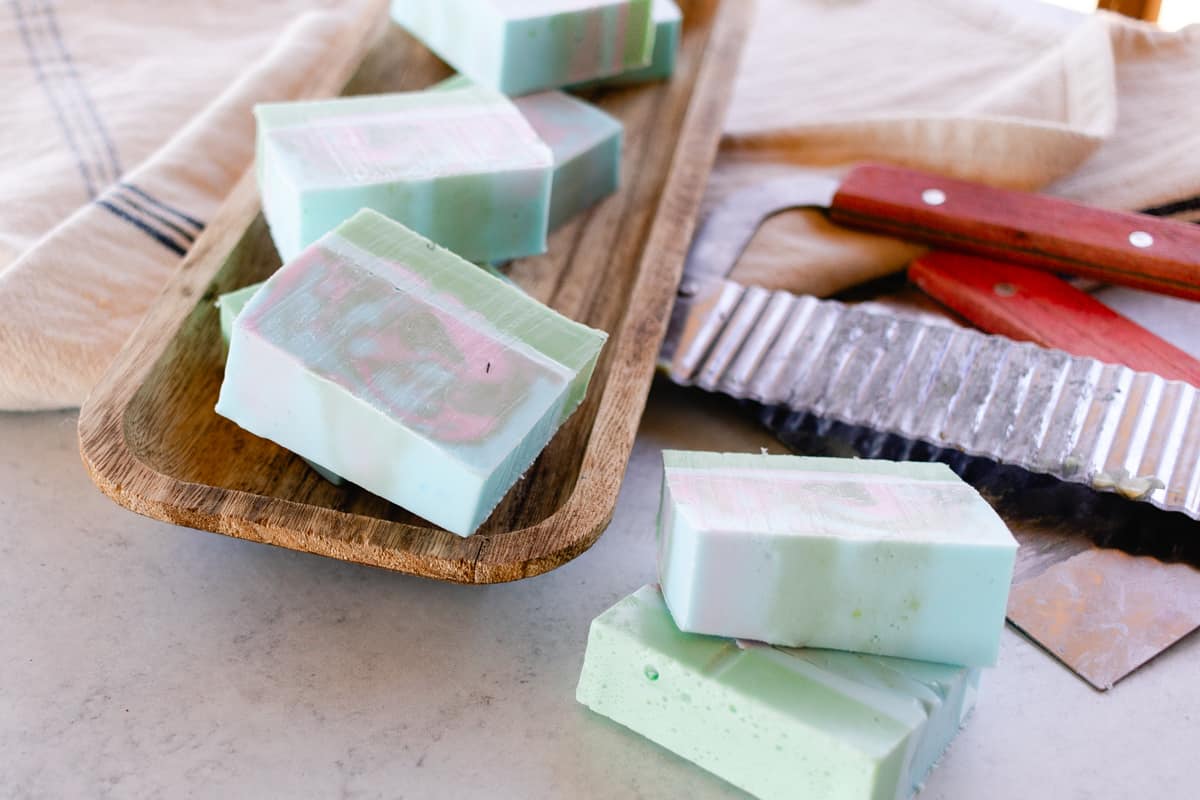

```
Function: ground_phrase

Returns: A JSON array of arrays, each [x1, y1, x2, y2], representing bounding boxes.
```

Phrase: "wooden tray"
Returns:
[[78, 1, 752, 584]]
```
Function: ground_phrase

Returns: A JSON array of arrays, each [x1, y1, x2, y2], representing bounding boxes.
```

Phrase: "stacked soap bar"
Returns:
[[577, 585, 980, 800], [393, 0, 655, 95], [434, 75, 623, 230], [216, 209, 607, 536], [573, 0, 682, 87], [255, 83, 553, 264], [657, 451, 1017, 666]]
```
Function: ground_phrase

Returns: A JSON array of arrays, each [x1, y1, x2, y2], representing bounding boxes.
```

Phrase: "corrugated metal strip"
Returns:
[[667, 281, 1200, 520]]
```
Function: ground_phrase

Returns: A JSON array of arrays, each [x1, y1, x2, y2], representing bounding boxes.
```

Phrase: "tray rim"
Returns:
[[77, 0, 753, 584]]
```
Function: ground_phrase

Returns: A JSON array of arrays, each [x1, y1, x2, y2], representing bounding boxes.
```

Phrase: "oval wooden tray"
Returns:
[[78, 1, 751, 584]]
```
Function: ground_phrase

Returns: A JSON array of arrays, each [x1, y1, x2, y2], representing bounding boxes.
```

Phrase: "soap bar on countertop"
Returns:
[[393, 0, 655, 96], [215, 209, 607, 536], [577, 584, 980, 800], [572, 0, 681, 87], [433, 75, 622, 229], [255, 83, 553, 264], [658, 451, 1018, 666]]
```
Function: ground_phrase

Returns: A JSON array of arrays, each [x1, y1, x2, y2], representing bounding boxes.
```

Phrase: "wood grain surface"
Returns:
[[830, 163, 1200, 301], [77, 1, 752, 584]]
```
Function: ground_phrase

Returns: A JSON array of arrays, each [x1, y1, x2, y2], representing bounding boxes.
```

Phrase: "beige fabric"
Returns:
[[1, 0, 1198, 410], [715, 0, 1200, 296], [0, 0, 381, 410]]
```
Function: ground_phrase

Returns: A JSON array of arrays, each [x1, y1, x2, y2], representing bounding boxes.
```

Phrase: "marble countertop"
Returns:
[[3, 285, 1200, 799]]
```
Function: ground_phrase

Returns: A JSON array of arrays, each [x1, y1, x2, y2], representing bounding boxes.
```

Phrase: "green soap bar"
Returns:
[[572, 0, 681, 87], [577, 585, 980, 800], [215, 210, 607, 536], [255, 83, 553, 264], [217, 283, 263, 345], [393, 0, 655, 96], [431, 76, 622, 230], [214, 259, 519, 491], [658, 451, 1018, 667]]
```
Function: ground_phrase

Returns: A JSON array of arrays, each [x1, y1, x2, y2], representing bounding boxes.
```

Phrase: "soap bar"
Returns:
[[514, 90, 622, 228], [658, 452, 1017, 666], [393, 0, 655, 95], [217, 282, 346, 487], [216, 209, 607, 536], [433, 76, 622, 229], [217, 283, 263, 346], [215, 264, 519, 488], [577, 585, 980, 800], [255, 83, 553, 264], [216, 249, 518, 346], [573, 0, 682, 87]]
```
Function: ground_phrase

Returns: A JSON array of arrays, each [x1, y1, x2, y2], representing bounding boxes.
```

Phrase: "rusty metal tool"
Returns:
[[910, 252, 1200, 690]]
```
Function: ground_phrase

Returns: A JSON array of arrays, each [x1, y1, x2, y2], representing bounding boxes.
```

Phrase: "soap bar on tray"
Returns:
[[433, 75, 623, 229], [393, 0, 656, 96], [577, 584, 980, 800], [217, 283, 264, 346], [572, 0, 682, 87], [657, 451, 1017, 666], [254, 83, 553, 264], [215, 209, 607, 536], [217, 282, 346, 486], [215, 260, 517, 490]]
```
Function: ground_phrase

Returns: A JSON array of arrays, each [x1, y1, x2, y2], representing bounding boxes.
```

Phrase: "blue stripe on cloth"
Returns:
[[112, 191, 198, 243], [10, 0, 98, 196], [34, 0, 123, 180], [96, 200, 189, 256], [120, 183, 206, 232]]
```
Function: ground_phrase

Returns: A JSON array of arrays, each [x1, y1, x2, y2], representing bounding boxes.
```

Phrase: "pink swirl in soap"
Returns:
[[251, 244, 559, 447]]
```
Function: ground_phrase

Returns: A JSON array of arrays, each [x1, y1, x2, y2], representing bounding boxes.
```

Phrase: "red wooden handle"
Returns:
[[830, 163, 1200, 302], [910, 251, 1200, 387]]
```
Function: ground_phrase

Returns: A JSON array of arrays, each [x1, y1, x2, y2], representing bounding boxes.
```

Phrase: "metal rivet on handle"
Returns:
[[1129, 231, 1154, 248], [922, 189, 947, 206]]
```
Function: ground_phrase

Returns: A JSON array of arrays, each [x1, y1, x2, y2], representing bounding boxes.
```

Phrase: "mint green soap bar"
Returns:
[[572, 0, 681, 87], [658, 452, 1018, 667], [577, 585, 980, 800], [433, 76, 622, 230], [214, 263, 523, 489], [254, 84, 553, 264], [217, 283, 263, 346], [393, 0, 655, 96], [215, 210, 606, 536]]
